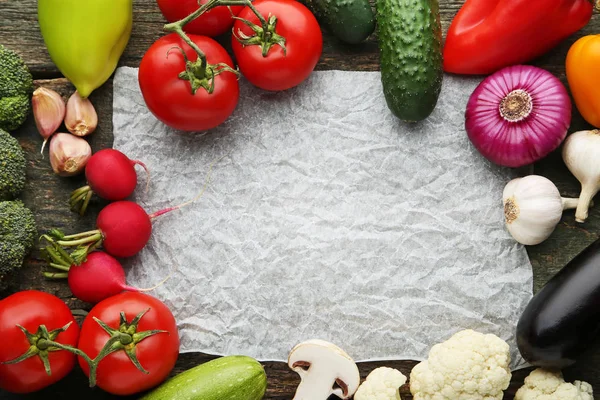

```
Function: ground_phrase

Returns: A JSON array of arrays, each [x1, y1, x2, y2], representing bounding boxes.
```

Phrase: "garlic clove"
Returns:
[[49, 133, 92, 177], [32, 87, 66, 155], [65, 91, 98, 137]]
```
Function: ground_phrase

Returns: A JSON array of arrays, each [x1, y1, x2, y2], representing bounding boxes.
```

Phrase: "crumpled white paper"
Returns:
[[113, 67, 533, 366]]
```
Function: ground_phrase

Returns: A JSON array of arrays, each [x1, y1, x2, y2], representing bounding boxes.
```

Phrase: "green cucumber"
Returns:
[[377, 0, 443, 122], [305, 0, 375, 44], [140, 356, 267, 400]]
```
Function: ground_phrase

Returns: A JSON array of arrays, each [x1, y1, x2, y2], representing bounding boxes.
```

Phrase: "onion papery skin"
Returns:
[[465, 65, 571, 168]]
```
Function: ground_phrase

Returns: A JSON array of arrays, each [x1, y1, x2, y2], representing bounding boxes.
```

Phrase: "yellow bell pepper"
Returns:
[[38, 0, 133, 98], [566, 34, 600, 128]]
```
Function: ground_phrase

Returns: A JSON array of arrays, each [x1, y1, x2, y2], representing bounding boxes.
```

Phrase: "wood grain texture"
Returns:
[[1, 0, 600, 398], [3, 0, 598, 76]]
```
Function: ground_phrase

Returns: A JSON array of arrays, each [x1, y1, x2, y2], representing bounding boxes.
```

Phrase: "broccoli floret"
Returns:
[[0, 200, 37, 288], [0, 240, 26, 275], [0, 128, 26, 200], [0, 45, 33, 131], [0, 200, 37, 248]]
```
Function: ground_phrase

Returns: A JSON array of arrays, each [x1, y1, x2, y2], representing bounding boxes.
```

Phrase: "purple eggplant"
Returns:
[[517, 238, 600, 368]]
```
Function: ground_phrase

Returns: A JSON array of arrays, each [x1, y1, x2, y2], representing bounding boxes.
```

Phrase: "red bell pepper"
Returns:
[[443, 0, 594, 75]]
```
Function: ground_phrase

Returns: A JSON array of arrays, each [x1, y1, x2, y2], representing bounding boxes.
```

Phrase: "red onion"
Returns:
[[465, 65, 571, 168]]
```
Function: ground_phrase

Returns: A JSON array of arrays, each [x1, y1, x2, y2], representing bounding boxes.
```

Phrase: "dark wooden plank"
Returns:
[[2, 0, 598, 77], [2, 0, 600, 398]]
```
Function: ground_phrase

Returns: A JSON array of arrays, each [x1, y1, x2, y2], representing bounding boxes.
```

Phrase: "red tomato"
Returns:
[[139, 33, 239, 132], [232, 0, 322, 91], [0, 291, 80, 394], [77, 292, 179, 395], [157, 0, 244, 37]]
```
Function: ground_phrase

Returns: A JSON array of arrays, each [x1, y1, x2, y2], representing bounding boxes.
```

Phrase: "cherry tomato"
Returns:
[[139, 33, 239, 132], [232, 0, 322, 91], [0, 291, 80, 394], [157, 0, 244, 37], [77, 292, 179, 396]]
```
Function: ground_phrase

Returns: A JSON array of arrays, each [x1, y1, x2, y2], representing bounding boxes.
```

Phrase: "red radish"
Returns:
[[70, 149, 149, 216], [43, 251, 172, 304], [68, 252, 131, 303], [49, 197, 202, 262], [98, 201, 152, 257], [48, 155, 222, 264], [50, 201, 154, 261]]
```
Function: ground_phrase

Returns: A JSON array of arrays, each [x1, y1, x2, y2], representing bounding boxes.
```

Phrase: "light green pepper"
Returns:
[[38, 0, 133, 98]]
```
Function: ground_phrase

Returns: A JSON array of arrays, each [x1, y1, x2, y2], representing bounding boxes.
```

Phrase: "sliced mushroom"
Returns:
[[288, 339, 360, 400]]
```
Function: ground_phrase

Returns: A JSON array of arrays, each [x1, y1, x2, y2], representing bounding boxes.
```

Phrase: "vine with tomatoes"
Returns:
[[139, 0, 323, 131], [0, 1, 323, 395]]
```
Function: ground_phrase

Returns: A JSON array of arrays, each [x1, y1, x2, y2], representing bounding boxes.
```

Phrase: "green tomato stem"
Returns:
[[163, 0, 270, 78]]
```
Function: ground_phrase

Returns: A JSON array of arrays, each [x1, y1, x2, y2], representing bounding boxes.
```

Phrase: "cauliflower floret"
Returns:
[[355, 367, 407, 400], [409, 329, 511, 400], [515, 368, 593, 400]]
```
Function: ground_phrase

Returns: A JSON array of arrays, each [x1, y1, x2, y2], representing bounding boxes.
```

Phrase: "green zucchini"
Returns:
[[376, 0, 443, 122], [305, 0, 375, 44], [140, 356, 267, 400]]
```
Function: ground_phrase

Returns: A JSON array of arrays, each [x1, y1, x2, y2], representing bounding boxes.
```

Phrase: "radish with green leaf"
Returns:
[[42, 248, 171, 304], [70, 149, 149, 215]]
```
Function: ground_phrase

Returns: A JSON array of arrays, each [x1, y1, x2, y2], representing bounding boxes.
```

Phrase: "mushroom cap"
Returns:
[[288, 339, 360, 396]]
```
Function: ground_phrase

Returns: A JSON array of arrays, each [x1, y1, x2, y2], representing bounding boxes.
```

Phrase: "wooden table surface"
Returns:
[[1, 1, 599, 398]]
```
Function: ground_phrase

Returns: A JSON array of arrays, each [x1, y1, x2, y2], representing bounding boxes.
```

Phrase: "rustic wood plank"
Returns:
[[1, 0, 597, 76], [2, 0, 600, 398]]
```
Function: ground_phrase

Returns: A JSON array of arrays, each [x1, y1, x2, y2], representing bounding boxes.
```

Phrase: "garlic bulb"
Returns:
[[562, 129, 600, 223], [503, 175, 579, 245], [49, 133, 92, 176]]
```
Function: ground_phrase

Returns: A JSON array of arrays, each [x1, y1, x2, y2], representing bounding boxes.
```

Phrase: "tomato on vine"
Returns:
[[157, 0, 244, 37], [0, 291, 85, 394], [231, 0, 323, 91], [77, 292, 179, 396], [139, 33, 239, 132]]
